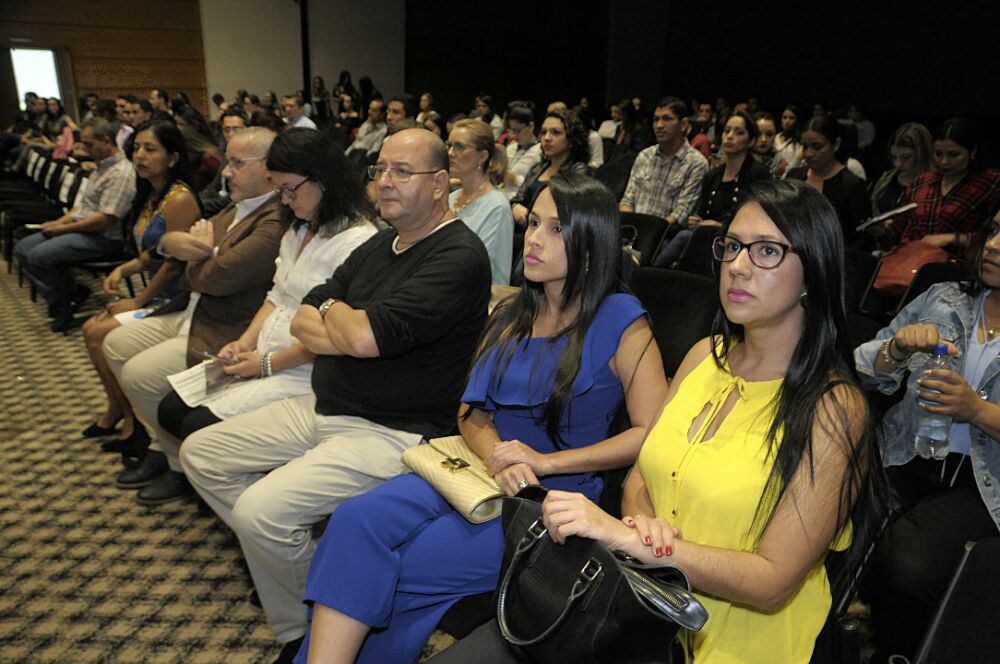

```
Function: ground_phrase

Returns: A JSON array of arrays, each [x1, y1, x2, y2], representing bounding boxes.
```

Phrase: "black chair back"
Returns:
[[914, 538, 1000, 663], [673, 225, 720, 278], [620, 212, 668, 267], [844, 247, 879, 313], [629, 267, 717, 378]]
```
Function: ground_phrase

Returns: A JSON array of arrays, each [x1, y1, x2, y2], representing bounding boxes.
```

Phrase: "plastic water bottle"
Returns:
[[913, 343, 952, 460]]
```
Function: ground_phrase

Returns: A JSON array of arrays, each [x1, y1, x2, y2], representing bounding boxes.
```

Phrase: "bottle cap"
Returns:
[[933, 343, 949, 356]]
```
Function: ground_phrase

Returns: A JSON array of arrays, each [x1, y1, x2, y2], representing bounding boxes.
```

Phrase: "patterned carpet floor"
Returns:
[[0, 263, 280, 663]]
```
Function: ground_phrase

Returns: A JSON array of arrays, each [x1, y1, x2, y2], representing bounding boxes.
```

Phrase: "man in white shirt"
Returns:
[[502, 106, 542, 199], [282, 94, 317, 130]]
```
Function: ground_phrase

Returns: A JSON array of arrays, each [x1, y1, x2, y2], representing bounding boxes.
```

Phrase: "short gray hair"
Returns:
[[230, 126, 276, 157], [82, 118, 116, 143]]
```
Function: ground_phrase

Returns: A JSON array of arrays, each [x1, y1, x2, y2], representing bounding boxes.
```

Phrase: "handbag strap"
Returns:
[[496, 517, 604, 646]]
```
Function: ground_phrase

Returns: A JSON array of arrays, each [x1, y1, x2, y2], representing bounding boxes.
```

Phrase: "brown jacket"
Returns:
[[152, 195, 289, 366]]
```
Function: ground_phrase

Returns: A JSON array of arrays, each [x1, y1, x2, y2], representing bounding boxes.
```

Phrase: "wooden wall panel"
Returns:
[[0, 0, 207, 126], [2, 1, 201, 31]]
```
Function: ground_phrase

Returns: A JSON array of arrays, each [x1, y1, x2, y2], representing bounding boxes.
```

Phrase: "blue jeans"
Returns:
[[15, 230, 119, 305], [652, 229, 693, 268]]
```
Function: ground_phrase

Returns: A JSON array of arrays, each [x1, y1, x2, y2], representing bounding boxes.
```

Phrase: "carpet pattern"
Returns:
[[0, 260, 456, 663], [0, 264, 281, 663]]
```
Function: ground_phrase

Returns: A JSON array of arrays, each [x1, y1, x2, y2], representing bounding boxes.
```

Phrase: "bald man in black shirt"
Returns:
[[180, 128, 491, 657]]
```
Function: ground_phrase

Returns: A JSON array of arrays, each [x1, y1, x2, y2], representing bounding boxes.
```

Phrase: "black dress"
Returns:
[[786, 165, 869, 244]]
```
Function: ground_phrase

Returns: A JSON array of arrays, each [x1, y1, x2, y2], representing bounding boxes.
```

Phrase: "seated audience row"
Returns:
[[7, 80, 1000, 664]]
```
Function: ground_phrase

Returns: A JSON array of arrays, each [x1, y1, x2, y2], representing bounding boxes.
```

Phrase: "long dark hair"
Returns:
[[265, 128, 374, 235], [127, 120, 200, 245], [962, 198, 1000, 297], [469, 174, 623, 447], [779, 105, 802, 141], [545, 109, 590, 166], [803, 113, 848, 164], [711, 178, 885, 589], [934, 116, 991, 173]]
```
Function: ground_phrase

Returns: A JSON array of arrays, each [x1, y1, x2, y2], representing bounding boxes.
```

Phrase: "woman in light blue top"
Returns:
[[854, 204, 1000, 663], [447, 118, 514, 285]]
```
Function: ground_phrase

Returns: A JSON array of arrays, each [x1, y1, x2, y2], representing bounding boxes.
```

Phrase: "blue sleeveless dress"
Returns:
[[295, 293, 646, 663]]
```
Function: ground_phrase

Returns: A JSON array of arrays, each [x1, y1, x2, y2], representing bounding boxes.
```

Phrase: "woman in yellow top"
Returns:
[[539, 179, 886, 663]]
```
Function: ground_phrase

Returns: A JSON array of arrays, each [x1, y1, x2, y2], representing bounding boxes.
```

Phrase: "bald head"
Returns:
[[384, 127, 448, 173]]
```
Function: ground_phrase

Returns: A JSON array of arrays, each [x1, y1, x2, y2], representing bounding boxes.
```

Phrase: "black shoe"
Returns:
[[82, 415, 123, 438], [272, 637, 305, 664], [136, 471, 192, 505], [100, 425, 149, 455], [71, 284, 90, 308], [115, 450, 167, 489], [50, 305, 74, 333]]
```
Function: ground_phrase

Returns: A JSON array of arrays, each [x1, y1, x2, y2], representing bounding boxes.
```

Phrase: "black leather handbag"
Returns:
[[496, 487, 708, 664]]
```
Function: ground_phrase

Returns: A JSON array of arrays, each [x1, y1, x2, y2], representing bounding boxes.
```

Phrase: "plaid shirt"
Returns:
[[74, 151, 137, 242], [901, 169, 1000, 243], [620, 140, 708, 224]]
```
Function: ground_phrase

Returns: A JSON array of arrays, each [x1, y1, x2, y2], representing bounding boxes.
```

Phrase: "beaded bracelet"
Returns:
[[258, 352, 274, 379], [880, 338, 910, 366]]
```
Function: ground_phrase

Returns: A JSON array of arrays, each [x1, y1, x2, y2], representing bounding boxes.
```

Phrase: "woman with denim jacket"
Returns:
[[854, 205, 1000, 663]]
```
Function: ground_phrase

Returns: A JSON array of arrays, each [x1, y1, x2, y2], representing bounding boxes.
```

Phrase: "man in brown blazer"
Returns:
[[103, 127, 290, 504]]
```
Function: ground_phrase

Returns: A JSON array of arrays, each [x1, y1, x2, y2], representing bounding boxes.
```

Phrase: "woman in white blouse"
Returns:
[[156, 128, 378, 442]]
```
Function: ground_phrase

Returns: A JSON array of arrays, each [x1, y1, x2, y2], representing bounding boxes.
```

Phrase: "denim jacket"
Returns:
[[854, 282, 1000, 533]]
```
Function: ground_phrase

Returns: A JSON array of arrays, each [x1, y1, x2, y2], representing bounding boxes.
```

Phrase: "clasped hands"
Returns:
[[485, 439, 547, 496], [541, 490, 681, 561], [895, 323, 984, 423], [215, 339, 261, 378]]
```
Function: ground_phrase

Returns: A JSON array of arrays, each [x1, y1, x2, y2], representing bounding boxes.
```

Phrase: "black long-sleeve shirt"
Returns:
[[302, 220, 492, 438]]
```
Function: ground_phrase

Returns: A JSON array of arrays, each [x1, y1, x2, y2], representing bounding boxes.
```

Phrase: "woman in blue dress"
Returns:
[[293, 173, 669, 663]]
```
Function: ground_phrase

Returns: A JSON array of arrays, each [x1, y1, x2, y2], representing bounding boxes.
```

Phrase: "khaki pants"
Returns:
[[179, 394, 422, 642], [103, 311, 188, 469]]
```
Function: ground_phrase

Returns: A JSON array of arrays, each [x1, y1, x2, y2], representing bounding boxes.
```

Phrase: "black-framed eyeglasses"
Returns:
[[367, 165, 438, 183], [712, 235, 797, 269], [273, 176, 311, 199], [444, 141, 472, 153]]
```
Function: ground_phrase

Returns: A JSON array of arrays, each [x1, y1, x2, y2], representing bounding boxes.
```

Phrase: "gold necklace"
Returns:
[[454, 180, 487, 213]]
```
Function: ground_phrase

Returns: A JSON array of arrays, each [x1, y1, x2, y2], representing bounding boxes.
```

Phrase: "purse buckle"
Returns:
[[441, 456, 470, 472], [580, 558, 603, 582]]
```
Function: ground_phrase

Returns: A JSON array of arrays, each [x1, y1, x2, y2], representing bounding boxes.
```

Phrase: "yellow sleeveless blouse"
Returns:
[[637, 348, 850, 663]]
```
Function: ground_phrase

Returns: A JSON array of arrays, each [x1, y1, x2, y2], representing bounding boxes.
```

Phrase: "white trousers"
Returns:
[[179, 393, 422, 642]]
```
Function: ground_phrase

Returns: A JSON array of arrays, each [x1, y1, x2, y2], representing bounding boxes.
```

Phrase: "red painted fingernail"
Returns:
[[654, 547, 662, 556], [665, 545, 673, 556], [644, 536, 652, 545]]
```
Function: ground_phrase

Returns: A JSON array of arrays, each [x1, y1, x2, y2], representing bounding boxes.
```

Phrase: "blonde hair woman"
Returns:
[[447, 119, 514, 284]]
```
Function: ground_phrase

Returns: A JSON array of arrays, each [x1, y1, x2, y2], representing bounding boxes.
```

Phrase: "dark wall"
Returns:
[[405, 1, 998, 160], [405, 0, 611, 119], [660, 0, 998, 117]]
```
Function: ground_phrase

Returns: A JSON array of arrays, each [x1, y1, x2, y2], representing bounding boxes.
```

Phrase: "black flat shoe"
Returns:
[[115, 450, 167, 489], [82, 416, 123, 438], [100, 425, 149, 455], [136, 471, 192, 505]]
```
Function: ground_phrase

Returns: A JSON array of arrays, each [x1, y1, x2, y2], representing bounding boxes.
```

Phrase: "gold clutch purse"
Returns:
[[401, 435, 504, 524]]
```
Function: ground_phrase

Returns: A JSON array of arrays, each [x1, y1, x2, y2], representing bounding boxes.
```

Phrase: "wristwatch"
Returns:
[[318, 298, 339, 319]]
